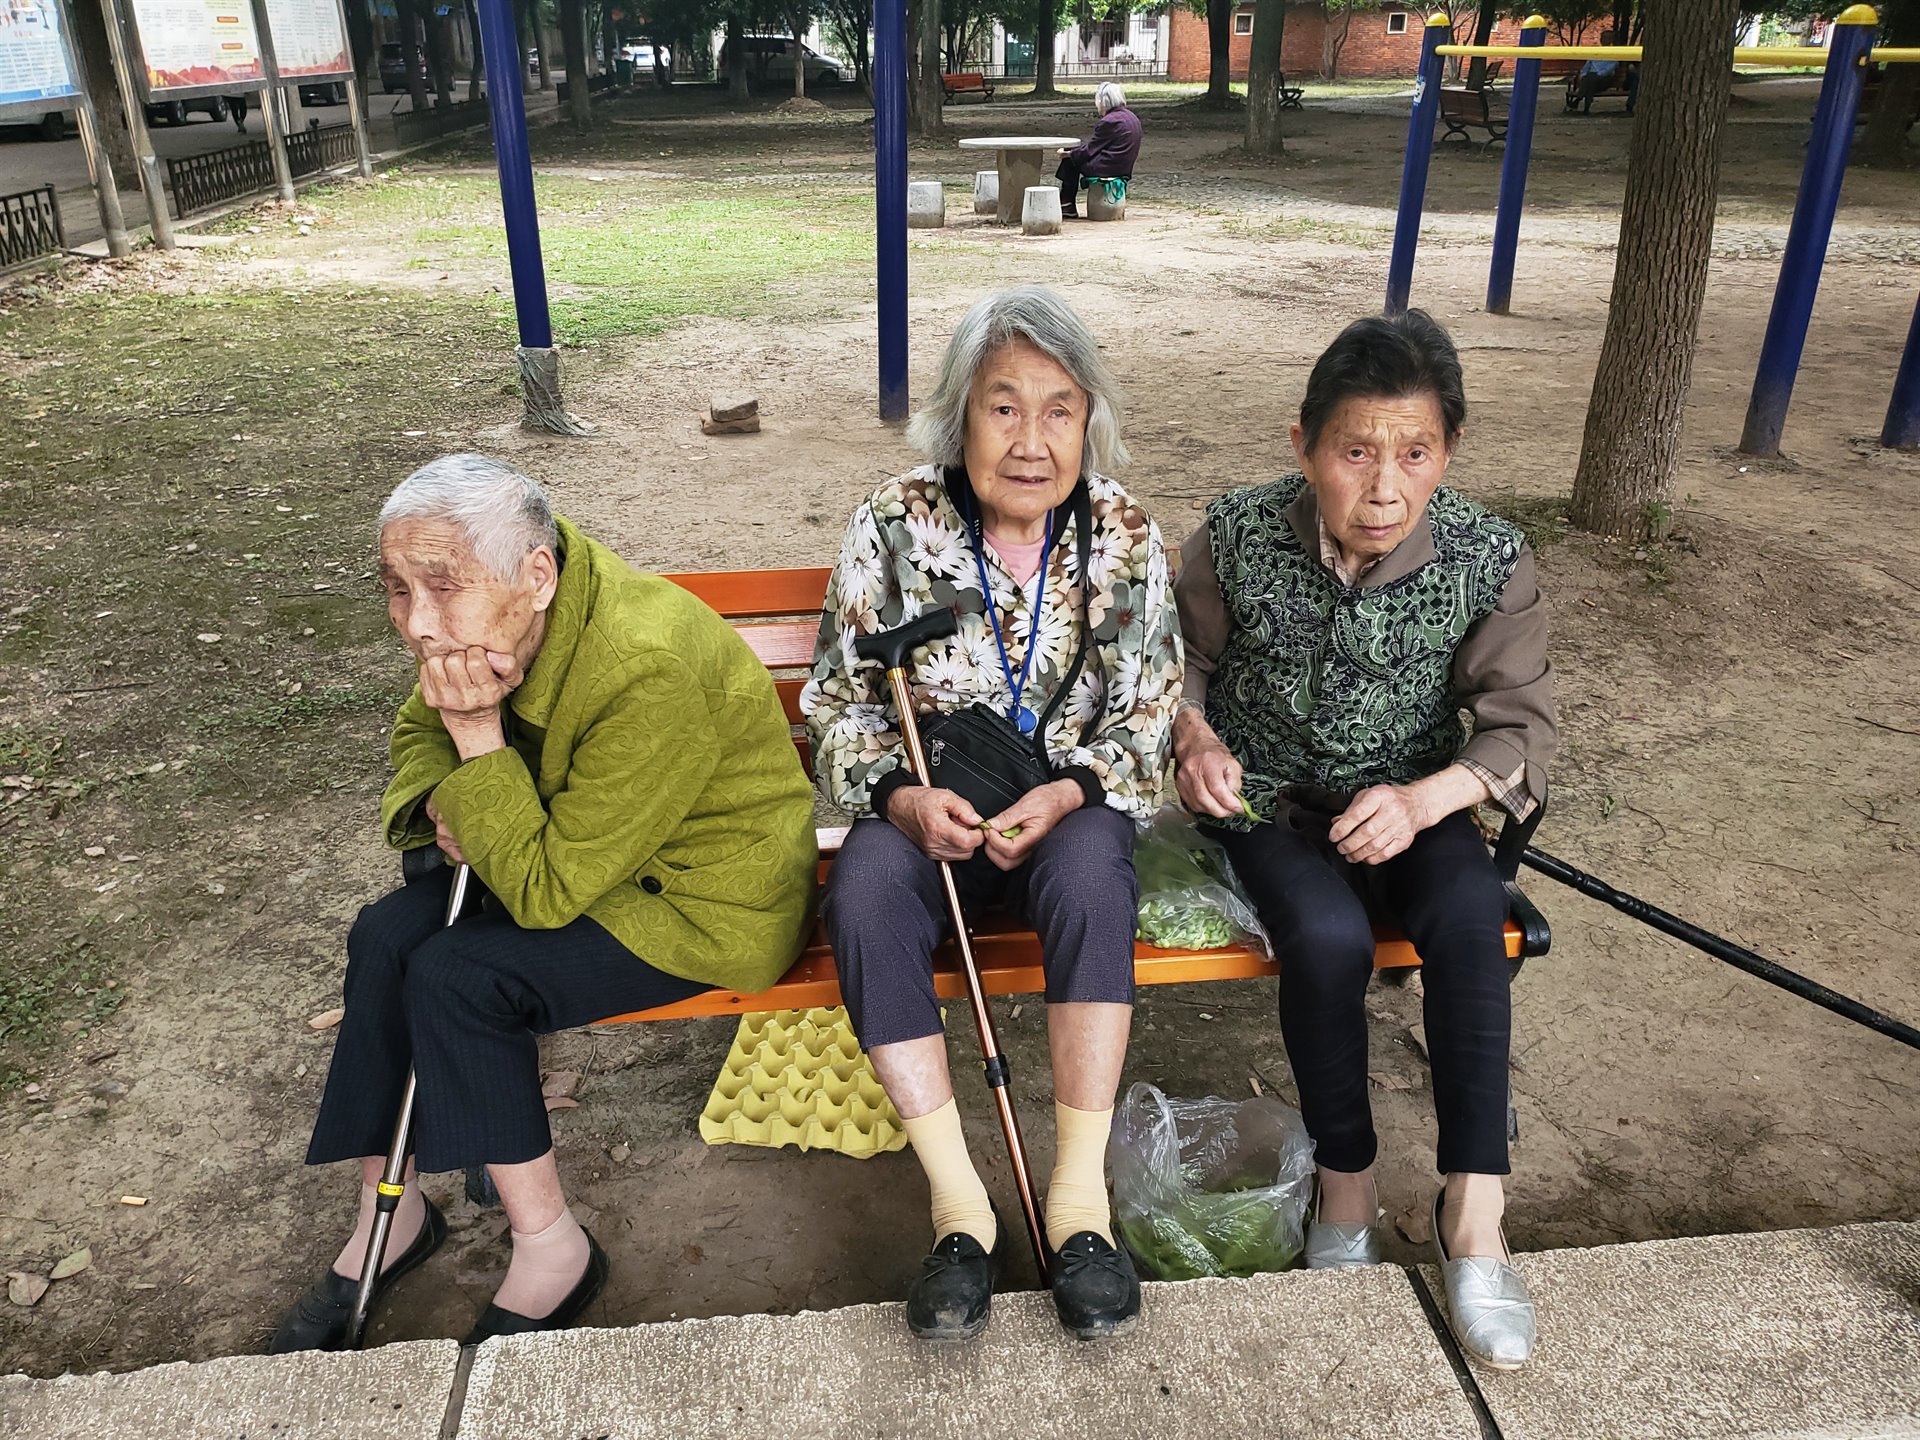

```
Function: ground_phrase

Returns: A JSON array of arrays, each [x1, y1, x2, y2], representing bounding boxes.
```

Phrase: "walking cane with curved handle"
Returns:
[[855, 610, 1051, 1282]]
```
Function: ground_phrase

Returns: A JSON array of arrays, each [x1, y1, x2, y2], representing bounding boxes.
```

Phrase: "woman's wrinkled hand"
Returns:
[[886, 786, 986, 863], [981, 779, 1084, 872], [1329, 783, 1432, 866], [419, 646, 520, 760], [1173, 710, 1245, 819], [424, 792, 466, 867]]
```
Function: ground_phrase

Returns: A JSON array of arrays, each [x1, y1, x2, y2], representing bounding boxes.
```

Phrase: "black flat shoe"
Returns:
[[463, 1231, 609, 1345], [267, 1197, 448, 1354], [906, 1221, 1005, 1342], [1048, 1231, 1141, 1340]]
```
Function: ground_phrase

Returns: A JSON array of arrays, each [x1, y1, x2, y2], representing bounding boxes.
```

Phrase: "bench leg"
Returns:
[[465, 1164, 500, 1208]]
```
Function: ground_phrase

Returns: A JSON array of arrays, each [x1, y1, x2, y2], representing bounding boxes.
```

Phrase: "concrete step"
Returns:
[[3, 1222, 1915, 1440]]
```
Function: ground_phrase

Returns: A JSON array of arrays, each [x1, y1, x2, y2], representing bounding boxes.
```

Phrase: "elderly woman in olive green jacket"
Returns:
[[271, 454, 815, 1354]]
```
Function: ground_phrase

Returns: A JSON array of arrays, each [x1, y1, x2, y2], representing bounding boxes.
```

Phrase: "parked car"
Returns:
[[298, 81, 348, 105], [717, 35, 852, 87], [144, 94, 238, 126], [379, 41, 430, 93], [0, 107, 72, 141]]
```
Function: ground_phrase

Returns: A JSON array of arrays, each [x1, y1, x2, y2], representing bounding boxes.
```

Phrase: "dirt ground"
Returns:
[[1, 79, 1916, 1377]]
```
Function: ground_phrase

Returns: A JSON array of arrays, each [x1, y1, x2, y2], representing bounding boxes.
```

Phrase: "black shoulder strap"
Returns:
[[1033, 481, 1096, 753]]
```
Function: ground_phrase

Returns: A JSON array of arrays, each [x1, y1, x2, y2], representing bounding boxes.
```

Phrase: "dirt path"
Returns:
[[1, 83, 1915, 1377]]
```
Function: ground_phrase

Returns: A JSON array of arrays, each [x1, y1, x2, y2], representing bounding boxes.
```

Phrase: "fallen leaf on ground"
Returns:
[[83, 846, 105, 858], [1394, 1207, 1431, 1246], [1368, 1071, 1414, 1092], [49, 1247, 91, 1280], [1406, 1023, 1430, 1060], [1248, 1075, 1264, 1097], [7, 1273, 49, 1306], [543, 1096, 579, 1111], [540, 1070, 581, 1099], [195, 633, 222, 644], [307, 1008, 344, 1030], [118, 1196, 148, 1207]]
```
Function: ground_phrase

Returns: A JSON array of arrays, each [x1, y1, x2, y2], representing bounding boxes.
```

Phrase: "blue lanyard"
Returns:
[[968, 501, 1053, 735]]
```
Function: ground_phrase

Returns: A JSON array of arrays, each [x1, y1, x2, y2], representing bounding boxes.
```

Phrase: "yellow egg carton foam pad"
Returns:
[[698, 1007, 908, 1158]]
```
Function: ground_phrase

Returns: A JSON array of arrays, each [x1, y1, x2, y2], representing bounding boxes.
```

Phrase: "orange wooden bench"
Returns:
[[942, 71, 995, 102], [594, 567, 1552, 1025]]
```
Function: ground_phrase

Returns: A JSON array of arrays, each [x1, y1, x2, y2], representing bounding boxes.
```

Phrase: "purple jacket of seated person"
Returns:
[[1066, 105, 1142, 178]]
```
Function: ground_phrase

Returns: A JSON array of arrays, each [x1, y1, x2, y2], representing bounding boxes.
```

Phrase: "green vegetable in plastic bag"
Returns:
[[1132, 810, 1272, 957], [1109, 1082, 1314, 1281]]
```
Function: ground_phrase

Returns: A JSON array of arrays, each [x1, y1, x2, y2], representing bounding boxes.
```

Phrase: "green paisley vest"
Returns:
[[1205, 474, 1522, 826]]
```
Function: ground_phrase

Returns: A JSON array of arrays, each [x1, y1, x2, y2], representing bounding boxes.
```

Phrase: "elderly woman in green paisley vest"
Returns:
[[804, 286, 1181, 1344], [1173, 312, 1555, 1370], [270, 455, 816, 1353]]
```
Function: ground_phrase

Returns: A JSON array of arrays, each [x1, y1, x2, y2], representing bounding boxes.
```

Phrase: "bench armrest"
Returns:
[[1490, 793, 1546, 885]]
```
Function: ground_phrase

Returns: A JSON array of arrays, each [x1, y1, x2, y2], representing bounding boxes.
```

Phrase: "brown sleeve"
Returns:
[[1454, 546, 1557, 816], [1174, 522, 1228, 705]]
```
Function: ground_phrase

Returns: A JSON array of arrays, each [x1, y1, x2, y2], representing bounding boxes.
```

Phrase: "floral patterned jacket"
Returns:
[[801, 464, 1182, 822]]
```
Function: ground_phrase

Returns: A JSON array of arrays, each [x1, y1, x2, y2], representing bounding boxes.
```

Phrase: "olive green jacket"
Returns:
[[380, 517, 817, 993]]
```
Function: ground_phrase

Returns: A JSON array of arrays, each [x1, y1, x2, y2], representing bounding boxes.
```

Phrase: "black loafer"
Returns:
[[463, 1230, 609, 1345], [267, 1197, 448, 1354], [1048, 1230, 1141, 1340], [906, 1222, 1005, 1341]]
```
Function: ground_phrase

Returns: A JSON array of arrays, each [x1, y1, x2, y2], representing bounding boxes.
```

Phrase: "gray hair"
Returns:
[[906, 285, 1130, 478], [378, 453, 558, 582], [1096, 81, 1126, 114]]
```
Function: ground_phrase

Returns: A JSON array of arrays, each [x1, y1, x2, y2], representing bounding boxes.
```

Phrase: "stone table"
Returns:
[[958, 136, 1081, 224]]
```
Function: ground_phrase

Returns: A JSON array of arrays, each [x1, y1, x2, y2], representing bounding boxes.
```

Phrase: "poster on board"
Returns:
[[127, 0, 264, 97], [262, 0, 350, 79], [0, 0, 80, 116]]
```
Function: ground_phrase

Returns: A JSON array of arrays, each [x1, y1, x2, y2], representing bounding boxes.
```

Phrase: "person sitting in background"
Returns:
[[1056, 82, 1142, 220], [1573, 32, 1637, 116], [270, 454, 816, 1352]]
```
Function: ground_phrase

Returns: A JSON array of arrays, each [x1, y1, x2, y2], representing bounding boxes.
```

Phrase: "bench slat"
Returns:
[[739, 621, 820, 670], [669, 567, 830, 618], [598, 920, 1527, 1023]]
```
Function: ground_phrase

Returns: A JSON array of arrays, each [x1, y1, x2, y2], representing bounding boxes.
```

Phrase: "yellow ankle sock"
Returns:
[[1045, 1101, 1115, 1250], [901, 1098, 996, 1251]]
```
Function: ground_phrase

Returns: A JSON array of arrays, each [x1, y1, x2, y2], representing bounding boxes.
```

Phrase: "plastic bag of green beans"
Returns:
[[1132, 810, 1272, 958], [1109, 1082, 1315, 1280]]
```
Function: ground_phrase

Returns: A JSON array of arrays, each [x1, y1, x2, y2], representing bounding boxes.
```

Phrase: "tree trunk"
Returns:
[[540, 14, 557, 91], [517, 0, 538, 93], [422, 6, 455, 107], [68, 0, 140, 189], [1570, 0, 1741, 540], [399, 1, 433, 111], [793, 27, 807, 99], [1859, 0, 1918, 167], [1466, 1, 1497, 90], [1034, 0, 1057, 96], [1244, 0, 1286, 152], [909, 0, 944, 135], [560, 0, 591, 125], [344, 0, 376, 110], [1323, 7, 1352, 82], [726, 14, 750, 102], [1205, 0, 1232, 105], [466, 0, 483, 101]]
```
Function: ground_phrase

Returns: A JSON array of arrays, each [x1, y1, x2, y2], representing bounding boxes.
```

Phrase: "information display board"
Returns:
[[261, 0, 349, 80], [0, 0, 80, 117], [127, 0, 264, 97]]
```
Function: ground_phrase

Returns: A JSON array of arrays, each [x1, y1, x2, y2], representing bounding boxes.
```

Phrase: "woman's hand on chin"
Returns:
[[980, 779, 1084, 871], [420, 645, 521, 760]]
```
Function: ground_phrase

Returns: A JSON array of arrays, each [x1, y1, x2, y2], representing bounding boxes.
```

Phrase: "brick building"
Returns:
[[1167, 5, 1532, 82]]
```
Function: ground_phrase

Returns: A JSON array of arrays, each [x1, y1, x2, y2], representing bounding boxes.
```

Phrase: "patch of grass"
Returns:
[[1485, 492, 1571, 552], [0, 727, 63, 779], [1222, 212, 1389, 249]]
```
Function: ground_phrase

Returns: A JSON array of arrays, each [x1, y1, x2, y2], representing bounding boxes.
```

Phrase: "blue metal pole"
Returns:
[[1385, 12, 1452, 317], [1737, 8, 1876, 456], [873, 0, 910, 421], [476, 0, 554, 351], [1883, 295, 1920, 450], [1486, 16, 1547, 316]]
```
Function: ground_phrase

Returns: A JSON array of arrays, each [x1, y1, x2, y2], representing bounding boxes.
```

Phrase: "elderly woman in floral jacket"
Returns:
[[802, 286, 1180, 1344]]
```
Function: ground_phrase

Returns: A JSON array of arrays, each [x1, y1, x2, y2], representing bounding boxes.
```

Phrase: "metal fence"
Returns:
[[975, 60, 1170, 82], [392, 98, 492, 147], [0, 185, 65, 272], [167, 123, 359, 218]]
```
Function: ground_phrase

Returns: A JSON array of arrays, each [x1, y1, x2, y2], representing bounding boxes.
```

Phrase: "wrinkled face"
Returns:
[[378, 519, 556, 666], [961, 339, 1086, 536], [1294, 392, 1453, 565]]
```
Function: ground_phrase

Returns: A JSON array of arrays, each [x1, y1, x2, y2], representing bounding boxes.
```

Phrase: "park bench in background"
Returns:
[[591, 567, 1551, 1025], [942, 72, 995, 103], [1439, 84, 1508, 147], [1278, 71, 1305, 109], [1564, 65, 1632, 113]]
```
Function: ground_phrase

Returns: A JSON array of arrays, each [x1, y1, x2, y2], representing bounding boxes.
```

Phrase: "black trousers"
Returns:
[[306, 866, 709, 1174], [1056, 156, 1126, 212], [822, 808, 1138, 1050], [1214, 810, 1512, 1176]]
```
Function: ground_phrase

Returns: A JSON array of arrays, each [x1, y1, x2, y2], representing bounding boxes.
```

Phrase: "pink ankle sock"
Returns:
[[332, 1182, 426, 1281], [492, 1208, 591, 1319]]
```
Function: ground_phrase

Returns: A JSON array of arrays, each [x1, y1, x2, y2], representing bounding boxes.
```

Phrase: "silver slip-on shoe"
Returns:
[[1304, 1174, 1383, 1270], [1430, 1192, 1536, 1369]]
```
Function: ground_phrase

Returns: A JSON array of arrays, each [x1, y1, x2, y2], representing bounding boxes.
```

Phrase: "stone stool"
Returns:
[[973, 170, 998, 216], [1021, 186, 1062, 236], [907, 181, 946, 229], [1087, 181, 1128, 222]]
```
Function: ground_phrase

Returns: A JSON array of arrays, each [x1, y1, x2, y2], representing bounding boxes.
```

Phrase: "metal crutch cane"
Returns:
[[345, 859, 472, 1350], [855, 611, 1051, 1283]]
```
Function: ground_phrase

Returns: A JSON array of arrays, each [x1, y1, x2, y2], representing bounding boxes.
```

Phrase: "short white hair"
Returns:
[[1096, 81, 1126, 114], [378, 453, 558, 582], [906, 285, 1130, 478]]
